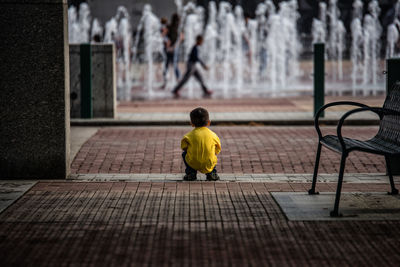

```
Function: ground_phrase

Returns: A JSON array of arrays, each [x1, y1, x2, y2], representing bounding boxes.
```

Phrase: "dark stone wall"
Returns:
[[0, 0, 70, 179]]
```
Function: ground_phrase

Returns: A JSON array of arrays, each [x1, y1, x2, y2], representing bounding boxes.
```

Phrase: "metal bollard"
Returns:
[[80, 44, 93, 118], [386, 58, 400, 175], [314, 43, 325, 118]]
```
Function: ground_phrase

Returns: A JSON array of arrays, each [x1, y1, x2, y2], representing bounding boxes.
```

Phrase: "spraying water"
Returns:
[[116, 7, 133, 100], [247, 19, 258, 86], [337, 21, 346, 81], [91, 18, 103, 42], [312, 3, 327, 44], [175, 0, 183, 16], [351, 0, 364, 92], [103, 17, 118, 43], [218, 2, 235, 97], [78, 3, 91, 43], [255, 3, 267, 81], [362, 0, 382, 93], [68, 6, 80, 43], [266, 15, 284, 93], [233, 5, 246, 96], [67, 1, 388, 99], [132, 4, 163, 97], [203, 1, 218, 85], [265, 1, 301, 92], [68, 3, 91, 43], [286, 0, 301, 79], [327, 0, 346, 82], [182, 3, 201, 98], [386, 0, 400, 58], [102, 7, 133, 100]]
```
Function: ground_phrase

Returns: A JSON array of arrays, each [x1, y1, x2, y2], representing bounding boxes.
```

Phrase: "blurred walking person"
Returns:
[[172, 35, 212, 98], [161, 13, 181, 89]]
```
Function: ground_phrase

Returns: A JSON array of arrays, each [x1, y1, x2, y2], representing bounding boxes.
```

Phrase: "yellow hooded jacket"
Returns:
[[181, 127, 221, 173]]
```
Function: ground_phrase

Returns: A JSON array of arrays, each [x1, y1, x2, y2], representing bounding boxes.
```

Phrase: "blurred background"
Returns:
[[68, 0, 398, 34]]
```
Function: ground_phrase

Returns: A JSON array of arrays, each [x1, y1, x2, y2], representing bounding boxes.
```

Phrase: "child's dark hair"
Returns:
[[190, 107, 209, 127]]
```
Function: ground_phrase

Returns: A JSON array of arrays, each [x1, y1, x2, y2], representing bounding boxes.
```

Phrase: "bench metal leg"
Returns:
[[385, 156, 399, 195], [330, 153, 347, 217], [309, 143, 322, 195]]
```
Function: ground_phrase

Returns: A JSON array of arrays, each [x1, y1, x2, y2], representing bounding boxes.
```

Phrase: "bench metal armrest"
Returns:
[[314, 101, 369, 139], [336, 107, 398, 151]]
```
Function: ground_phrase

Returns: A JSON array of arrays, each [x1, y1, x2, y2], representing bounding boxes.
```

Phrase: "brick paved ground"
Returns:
[[118, 95, 385, 113], [0, 181, 399, 266], [71, 126, 385, 174]]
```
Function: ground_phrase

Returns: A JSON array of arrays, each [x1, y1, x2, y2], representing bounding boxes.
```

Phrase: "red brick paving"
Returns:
[[0, 181, 399, 266], [71, 126, 385, 174], [118, 95, 385, 113]]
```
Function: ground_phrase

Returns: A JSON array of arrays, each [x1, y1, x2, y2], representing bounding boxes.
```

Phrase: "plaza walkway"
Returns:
[[71, 126, 385, 174], [1, 181, 399, 266], [3, 96, 399, 266], [1, 123, 399, 265]]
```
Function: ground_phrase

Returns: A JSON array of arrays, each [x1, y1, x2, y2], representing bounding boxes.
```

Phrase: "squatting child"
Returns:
[[181, 107, 221, 181]]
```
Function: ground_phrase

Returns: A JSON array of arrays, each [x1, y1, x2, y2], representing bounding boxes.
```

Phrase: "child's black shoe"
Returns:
[[206, 172, 220, 181], [183, 173, 197, 181]]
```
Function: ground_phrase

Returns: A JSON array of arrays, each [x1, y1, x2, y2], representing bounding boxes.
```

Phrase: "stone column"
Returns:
[[70, 44, 117, 118], [92, 44, 117, 118], [0, 0, 70, 179]]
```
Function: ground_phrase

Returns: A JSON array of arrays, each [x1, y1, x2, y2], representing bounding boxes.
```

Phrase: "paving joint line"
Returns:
[[66, 173, 398, 183]]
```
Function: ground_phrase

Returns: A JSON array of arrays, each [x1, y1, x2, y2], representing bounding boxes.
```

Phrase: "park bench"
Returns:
[[309, 83, 400, 217]]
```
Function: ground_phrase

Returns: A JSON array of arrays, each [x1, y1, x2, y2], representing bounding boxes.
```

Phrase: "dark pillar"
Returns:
[[0, 0, 70, 179], [80, 44, 93, 118], [386, 58, 400, 175], [314, 43, 325, 118]]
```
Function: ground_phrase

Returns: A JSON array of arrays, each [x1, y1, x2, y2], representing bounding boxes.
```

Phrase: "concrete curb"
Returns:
[[67, 173, 397, 183]]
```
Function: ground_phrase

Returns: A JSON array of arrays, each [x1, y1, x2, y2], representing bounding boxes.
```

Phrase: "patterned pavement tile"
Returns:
[[71, 126, 385, 174], [0, 181, 399, 266]]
